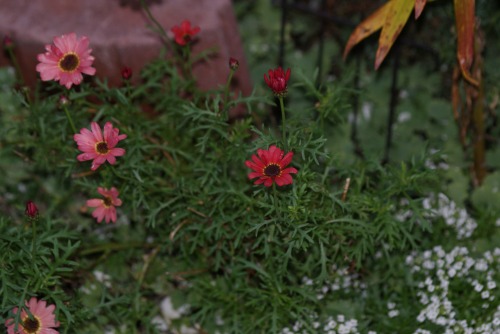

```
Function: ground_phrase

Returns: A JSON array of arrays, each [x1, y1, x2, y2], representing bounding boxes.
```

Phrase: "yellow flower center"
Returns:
[[58, 52, 80, 72], [22, 315, 41, 334], [264, 164, 281, 177], [95, 141, 109, 154]]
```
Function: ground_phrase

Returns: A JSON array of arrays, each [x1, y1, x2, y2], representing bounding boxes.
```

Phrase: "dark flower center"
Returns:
[[96, 141, 109, 154], [22, 316, 40, 333], [59, 53, 80, 72], [264, 164, 281, 177], [103, 196, 113, 207]]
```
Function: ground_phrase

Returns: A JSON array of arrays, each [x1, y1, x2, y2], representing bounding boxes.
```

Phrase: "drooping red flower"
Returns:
[[73, 122, 127, 171], [264, 67, 291, 97], [171, 20, 200, 46], [121, 66, 132, 80], [5, 297, 60, 334], [86, 187, 122, 223], [3, 35, 13, 49], [245, 145, 298, 187], [36, 33, 96, 89], [229, 57, 239, 71], [25, 201, 39, 220]]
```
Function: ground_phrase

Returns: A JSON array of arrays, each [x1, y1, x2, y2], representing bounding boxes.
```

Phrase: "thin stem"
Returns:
[[63, 105, 77, 134], [140, 0, 170, 49], [279, 96, 287, 148], [223, 68, 235, 116], [31, 219, 37, 258], [272, 183, 281, 223], [6, 47, 25, 85]]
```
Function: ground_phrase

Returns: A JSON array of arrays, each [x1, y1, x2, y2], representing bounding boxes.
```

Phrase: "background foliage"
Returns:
[[0, 0, 499, 333]]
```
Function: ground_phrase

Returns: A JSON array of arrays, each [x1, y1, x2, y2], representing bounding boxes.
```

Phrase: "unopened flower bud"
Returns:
[[3, 35, 13, 49], [121, 66, 132, 80], [229, 57, 239, 71], [58, 95, 70, 107], [25, 201, 39, 220]]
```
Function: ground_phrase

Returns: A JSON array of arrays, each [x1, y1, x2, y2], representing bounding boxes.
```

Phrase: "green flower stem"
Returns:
[[140, 0, 170, 49], [279, 96, 287, 149], [182, 46, 193, 82], [6, 47, 25, 85], [272, 183, 282, 224], [223, 68, 235, 116], [31, 218, 37, 257], [63, 105, 77, 134]]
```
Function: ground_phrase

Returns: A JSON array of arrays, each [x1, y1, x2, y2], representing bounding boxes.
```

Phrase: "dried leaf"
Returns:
[[454, 0, 478, 86], [342, 2, 392, 59], [375, 0, 414, 70], [414, 0, 426, 19]]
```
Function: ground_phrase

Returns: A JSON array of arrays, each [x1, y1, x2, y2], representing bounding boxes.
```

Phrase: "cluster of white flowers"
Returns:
[[281, 314, 368, 334], [387, 302, 400, 318], [396, 193, 478, 239], [302, 265, 367, 302], [406, 246, 500, 333], [422, 193, 478, 239]]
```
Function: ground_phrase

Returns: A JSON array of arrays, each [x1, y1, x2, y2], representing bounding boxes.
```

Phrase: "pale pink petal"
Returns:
[[86, 199, 103, 207], [90, 122, 103, 141], [110, 148, 125, 157], [106, 154, 116, 165], [92, 206, 106, 223]]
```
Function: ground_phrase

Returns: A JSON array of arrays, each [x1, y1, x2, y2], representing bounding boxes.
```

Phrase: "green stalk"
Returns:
[[6, 47, 25, 85], [140, 0, 170, 49], [63, 105, 77, 134], [223, 68, 235, 117], [279, 96, 287, 148]]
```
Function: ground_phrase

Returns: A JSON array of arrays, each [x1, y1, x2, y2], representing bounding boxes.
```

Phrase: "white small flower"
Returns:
[[388, 310, 400, 318]]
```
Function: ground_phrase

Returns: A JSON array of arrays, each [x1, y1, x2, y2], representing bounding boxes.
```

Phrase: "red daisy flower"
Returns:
[[264, 67, 291, 97], [5, 297, 60, 334], [245, 145, 298, 187], [171, 20, 201, 46], [86, 187, 122, 223], [36, 32, 96, 89], [74, 122, 127, 171]]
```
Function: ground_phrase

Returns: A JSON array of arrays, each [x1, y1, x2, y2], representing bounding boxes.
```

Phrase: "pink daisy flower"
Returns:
[[36, 32, 96, 89], [86, 187, 122, 223], [245, 145, 298, 187], [74, 122, 127, 171], [5, 297, 60, 334]]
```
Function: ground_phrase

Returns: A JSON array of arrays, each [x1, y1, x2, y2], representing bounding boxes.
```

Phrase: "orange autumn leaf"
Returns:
[[454, 0, 478, 86], [415, 0, 427, 19], [342, 2, 392, 60], [344, 0, 424, 69], [375, 0, 414, 69]]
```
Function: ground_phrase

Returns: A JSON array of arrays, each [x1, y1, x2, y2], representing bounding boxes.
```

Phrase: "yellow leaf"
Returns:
[[375, 0, 414, 69], [342, 2, 392, 60]]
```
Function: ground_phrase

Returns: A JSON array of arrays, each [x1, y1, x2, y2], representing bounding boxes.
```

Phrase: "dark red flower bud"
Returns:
[[264, 67, 291, 97], [121, 66, 132, 80], [25, 201, 38, 220], [229, 57, 239, 71], [3, 35, 13, 49]]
